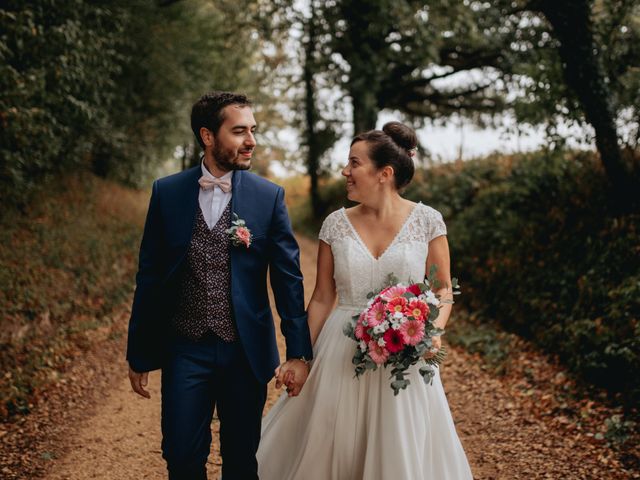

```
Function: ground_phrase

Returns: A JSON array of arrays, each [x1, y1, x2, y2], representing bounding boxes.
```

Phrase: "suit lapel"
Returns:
[[178, 166, 202, 247], [229, 171, 243, 297], [162, 166, 201, 283], [230, 169, 243, 221]]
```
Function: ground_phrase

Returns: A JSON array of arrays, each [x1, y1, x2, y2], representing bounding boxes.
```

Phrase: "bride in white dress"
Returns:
[[257, 122, 473, 480]]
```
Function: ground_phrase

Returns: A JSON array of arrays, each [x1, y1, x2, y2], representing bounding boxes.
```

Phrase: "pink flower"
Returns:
[[368, 340, 389, 365], [378, 286, 391, 297], [406, 284, 421, 296], [383, 329, 406, 353], [366, 302, 386, 327], [404, 299, 429, 322], [236, 226, 251, 247], [386, 297, 407, 315], [380, 285, 407, 301], [399, 320, 425, 346], [226, 213, 252, 248]]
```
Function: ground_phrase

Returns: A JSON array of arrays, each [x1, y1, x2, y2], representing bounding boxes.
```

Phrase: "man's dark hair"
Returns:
[[191, 91, 252, 149]]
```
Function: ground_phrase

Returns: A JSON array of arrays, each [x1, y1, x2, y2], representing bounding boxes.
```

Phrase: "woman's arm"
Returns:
[[425, 235, 453, 356], [426, 235, 453, 329], [307, 240, 337, 346]]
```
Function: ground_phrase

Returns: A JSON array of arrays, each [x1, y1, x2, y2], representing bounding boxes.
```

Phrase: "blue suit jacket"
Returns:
[[126, 166, 313, 384]]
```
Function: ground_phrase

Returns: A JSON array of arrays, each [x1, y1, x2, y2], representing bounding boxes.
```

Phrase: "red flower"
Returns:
[[407, 284, 421, 296], [386, 297, 407, 314], [383, 329, 405, 354], [355, 316, 372, 342], [404, 299, 429, 322]]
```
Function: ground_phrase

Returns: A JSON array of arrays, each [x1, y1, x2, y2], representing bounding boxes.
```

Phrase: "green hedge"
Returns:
[[303, 150, 640, 401]]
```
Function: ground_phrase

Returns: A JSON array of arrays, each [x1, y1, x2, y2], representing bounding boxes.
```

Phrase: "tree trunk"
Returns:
[[534, 0, 633, 201], [352, 87, 379, 134], [304, 4, 323, 220]]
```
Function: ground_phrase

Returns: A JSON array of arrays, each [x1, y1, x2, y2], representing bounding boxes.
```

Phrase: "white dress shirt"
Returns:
[[199, 161, 233, 229]]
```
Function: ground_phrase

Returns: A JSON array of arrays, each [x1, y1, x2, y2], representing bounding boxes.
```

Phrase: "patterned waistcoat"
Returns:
[[172, 202, 237, 341]]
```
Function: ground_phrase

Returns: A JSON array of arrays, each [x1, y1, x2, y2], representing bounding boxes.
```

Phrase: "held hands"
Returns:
[[129, 366, 151, 399], [275, 359, 310, 397]]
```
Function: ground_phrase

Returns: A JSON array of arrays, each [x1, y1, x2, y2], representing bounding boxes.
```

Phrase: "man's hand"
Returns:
[[275, 359, 310, 397], [129, 366, 151, 399]]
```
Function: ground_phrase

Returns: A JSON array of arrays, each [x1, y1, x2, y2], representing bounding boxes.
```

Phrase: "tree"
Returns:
[[302, 2, 339, 218], [523, 0, 638, 201], [0, 0, 130, 202], [306, 0, 638, 202], [318, 0, 516, 133], [0, 0, 279, 204]]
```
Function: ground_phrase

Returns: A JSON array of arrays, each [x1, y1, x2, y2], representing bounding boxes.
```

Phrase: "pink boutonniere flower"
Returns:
[[226, 214, 252, 248]]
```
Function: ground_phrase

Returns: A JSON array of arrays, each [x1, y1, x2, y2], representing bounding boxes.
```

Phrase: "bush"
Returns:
[[1, 0, 266, 204]]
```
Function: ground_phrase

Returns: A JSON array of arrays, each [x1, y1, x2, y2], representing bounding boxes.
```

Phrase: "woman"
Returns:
[[257, 122, 473, 479]]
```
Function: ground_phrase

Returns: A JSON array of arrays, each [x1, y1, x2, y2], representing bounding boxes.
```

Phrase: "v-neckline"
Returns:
[[341, 202, 421, 262]]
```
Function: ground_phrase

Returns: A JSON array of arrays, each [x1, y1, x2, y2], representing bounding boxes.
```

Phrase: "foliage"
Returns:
[[0, 0, 129, 202], [298, 0, 639, 137], [444, 313, 516, 375], [0, 174, 147, 419], [0, 0, 273, 204], [412, 150, 640, 403], [281, 0, 640, 206], [508, 0, 640, 148], [599, 414, 637, 447], [311, 0, 516, 132]]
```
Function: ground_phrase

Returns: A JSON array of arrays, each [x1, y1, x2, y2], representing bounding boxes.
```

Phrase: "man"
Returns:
[[127, 91, 312, 479]]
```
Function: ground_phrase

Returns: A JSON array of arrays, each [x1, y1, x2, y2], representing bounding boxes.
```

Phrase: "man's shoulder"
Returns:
[[239, 170, 282, 194], [154, 166, 200, 189]]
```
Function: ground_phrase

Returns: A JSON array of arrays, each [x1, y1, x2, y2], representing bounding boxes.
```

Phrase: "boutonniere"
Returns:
[[226, 213, 252, 248]]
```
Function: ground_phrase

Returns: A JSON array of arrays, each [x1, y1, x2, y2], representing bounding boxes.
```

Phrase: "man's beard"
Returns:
[[212, 143, 251, 171]]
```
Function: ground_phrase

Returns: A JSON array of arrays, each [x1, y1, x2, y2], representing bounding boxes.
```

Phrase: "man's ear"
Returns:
[[200, 127, 215, 148]]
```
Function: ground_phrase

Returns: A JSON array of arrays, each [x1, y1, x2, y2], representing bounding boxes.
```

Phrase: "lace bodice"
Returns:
[[319, 203, 447, 308]]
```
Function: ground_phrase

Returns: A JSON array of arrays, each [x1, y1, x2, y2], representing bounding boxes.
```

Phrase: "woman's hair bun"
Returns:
[[382, 122, 417, 152], [350, 121, 416, 190]]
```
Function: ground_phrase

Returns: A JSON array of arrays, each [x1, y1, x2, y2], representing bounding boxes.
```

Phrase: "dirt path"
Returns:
[[19, 236, 636, 479]]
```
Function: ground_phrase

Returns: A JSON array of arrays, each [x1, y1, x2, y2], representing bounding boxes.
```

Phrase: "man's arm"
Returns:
[[127, 181, 165, 392], [267, 187, 313, 397], [267, 187, 313, 361]]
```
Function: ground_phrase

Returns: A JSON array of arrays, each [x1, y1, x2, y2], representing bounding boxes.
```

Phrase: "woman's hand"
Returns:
[[424, 336, 442, 359]]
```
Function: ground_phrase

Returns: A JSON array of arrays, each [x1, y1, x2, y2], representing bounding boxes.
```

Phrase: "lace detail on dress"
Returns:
[[318, 203, 447, 308], [399, 203, 447, 244], [318, 209, 356, 246]]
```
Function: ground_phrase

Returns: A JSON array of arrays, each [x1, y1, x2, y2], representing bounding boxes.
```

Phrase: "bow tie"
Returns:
[[198, 176, 232, 193]]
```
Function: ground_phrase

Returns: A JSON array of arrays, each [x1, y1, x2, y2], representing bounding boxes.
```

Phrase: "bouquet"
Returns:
[[343, 267, 460, 395]]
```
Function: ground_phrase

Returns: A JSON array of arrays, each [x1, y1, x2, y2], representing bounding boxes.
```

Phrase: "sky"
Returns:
[[268, 112, 594, 178]]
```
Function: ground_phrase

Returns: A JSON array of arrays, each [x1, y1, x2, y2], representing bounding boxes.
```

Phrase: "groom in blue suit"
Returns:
[[126, 92, 313, 479]]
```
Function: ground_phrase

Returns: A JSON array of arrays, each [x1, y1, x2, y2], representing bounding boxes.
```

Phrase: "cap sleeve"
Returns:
[[425, 206, 447, 243], [318, 210, 342, 246]]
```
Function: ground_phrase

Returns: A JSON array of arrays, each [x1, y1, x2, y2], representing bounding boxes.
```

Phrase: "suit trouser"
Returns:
[[161, 334, 267, 480]]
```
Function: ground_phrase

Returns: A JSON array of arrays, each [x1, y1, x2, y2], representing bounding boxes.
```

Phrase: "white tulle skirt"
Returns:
[[257, 305, 473, 480]]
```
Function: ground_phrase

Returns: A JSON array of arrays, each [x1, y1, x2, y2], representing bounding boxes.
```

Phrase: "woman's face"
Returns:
[[342, 141, 384, 203]]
